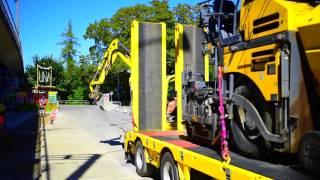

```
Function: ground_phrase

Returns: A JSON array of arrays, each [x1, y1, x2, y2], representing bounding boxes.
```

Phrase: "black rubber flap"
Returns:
[[138, 23, 163, 130], [183, 26, 205, 81], [182, 26, 206, 115]]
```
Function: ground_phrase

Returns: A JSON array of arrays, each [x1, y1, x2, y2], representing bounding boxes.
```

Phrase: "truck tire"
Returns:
[[134, 141, 154, 177], [160, 152, 179, 180], [231, 85, 272, 158], [299, 131, 320, 176]]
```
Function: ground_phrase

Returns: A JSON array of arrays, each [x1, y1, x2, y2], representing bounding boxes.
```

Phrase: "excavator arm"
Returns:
[[89, 38, 131, 101]]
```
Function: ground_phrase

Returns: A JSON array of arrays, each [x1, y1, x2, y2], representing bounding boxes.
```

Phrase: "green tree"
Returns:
[[173, 3, 199, 25], [58, 20, 82, 99], [84, 1, 199, 75], [77, 54, 97, 99], [84, 18, 113, 62], [83, 1, 199, 102], [24, 55, 64, 90], [59, 20, 79, 70], [67, 86, 87, 101]]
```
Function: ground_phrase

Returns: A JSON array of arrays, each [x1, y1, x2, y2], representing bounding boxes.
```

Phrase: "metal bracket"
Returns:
[[233, 94, 286, 143]]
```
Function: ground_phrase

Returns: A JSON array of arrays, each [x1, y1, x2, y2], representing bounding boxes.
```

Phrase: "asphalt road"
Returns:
[[42, 105, 153, 180]]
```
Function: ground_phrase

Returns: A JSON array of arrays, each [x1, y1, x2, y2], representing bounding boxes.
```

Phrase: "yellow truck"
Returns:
[[124, 19, 316, 179], [90, 0, 320, 179]]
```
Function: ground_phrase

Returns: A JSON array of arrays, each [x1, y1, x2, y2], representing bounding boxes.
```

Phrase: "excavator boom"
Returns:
[[89, 38, 131, 101]]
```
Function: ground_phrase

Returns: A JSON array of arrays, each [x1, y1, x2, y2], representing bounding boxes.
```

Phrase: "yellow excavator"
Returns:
[[89, 38, 131, 104]]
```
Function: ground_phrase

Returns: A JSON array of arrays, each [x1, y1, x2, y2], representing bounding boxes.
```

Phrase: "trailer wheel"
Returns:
[[231, 85, 272, 158], [299, 131, 320, 176], [134, 141, 154, 177], [160, 152, 179, 180]]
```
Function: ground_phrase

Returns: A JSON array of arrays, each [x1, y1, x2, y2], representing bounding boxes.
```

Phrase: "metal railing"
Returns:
[[59, 100, 91, 105], [0, 0, 21, 50], [110, 101, 121, 106]]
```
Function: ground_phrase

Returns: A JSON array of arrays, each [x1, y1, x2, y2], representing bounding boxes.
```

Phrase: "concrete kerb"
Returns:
[[37, 114, 50, 180]]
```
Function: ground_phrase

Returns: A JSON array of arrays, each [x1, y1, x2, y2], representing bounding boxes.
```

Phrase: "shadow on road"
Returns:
[[66, 154, 101, 180], [100, 137, 122, 146], [0, 111, 40, 180]]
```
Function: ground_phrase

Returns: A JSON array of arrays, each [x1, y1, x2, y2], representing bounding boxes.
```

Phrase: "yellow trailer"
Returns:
[[121, 20, 313, 180], [124, 130, 312, 180]]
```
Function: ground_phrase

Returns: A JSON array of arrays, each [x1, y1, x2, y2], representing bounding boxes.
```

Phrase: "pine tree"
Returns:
[[58, 20, 81, 99]]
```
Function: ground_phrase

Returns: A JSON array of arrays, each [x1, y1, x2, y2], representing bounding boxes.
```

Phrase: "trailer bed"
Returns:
[[125, 130, 315, 180]]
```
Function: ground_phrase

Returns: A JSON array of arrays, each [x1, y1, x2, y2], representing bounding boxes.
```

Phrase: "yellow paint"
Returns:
[[224, 44, 280, 101], [131, 20, 139, 131], [125, 131, 271, 180], [240, 0, 314, 41], [131, 21, 168, 131], [228, 0, 320, 154], [89, 38, 131, 100], [175, 24, 184, 131], [161, 22, 168, 131], [204, 54, 210, 82], [178, 163, 191, 180]]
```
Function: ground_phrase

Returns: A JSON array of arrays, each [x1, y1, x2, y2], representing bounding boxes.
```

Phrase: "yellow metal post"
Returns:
[[161, 22, 168, 131], [131, 20, 139, 131], [175, 24, 184, 131], [204, 54, 210, 82]]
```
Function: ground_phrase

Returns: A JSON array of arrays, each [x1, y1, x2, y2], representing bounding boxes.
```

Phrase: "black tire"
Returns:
[[299, 131, 320, 176], [125, 152, 134, 163], [231, 85, 272, 158], [160, 152, 179, 180], [134, 141, 154, 177]]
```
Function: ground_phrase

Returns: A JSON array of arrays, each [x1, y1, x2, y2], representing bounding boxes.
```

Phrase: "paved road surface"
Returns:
[[41, 105, 153, 180]]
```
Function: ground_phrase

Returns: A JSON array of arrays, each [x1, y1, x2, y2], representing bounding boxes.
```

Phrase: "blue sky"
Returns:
[[6, 0, 196, 67]]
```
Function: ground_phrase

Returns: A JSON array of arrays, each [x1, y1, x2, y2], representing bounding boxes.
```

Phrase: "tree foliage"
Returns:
[[25, 2, 199, 103], [173, 3, 200, 25], [84, 1, 198, 75], [24, 55, 64, 91], [58, 21, 82, 99], [58, 21, 79, 69]]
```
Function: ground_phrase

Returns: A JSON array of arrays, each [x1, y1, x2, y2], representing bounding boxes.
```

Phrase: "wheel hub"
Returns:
[[163, 161, 174, 180], [136, 148, 143, 169], [237, 106, 260, 140]]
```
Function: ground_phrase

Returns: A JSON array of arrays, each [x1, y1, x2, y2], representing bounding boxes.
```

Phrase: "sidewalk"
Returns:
[[40, 108, 145, 180], [0, 111, 40, 179], [5, 111, 38, 130]]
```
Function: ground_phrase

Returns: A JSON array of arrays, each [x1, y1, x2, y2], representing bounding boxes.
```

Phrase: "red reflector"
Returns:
[[0, 115, 4, 128]]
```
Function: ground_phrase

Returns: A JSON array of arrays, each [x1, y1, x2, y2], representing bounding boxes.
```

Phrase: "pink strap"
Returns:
[[218, 66, 230, 161]]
